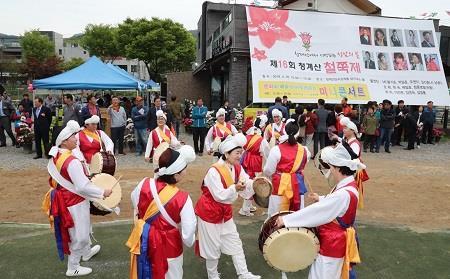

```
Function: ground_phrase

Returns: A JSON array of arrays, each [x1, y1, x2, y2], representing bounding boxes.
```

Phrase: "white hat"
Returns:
[[340, 117, 360, 138], [85, 115, 100, 125], [155, 145, 196, 177], [216, 108, 226, 118], [56, 120, 81, 146], [258, 114, 268, 128], [156, 109, 167, 120], [320, 143, 366, 171], [219, 133, 247, 154], [272, 109, 282, 118]]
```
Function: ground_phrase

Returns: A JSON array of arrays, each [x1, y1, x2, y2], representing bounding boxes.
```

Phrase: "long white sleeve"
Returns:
[[260, 138, 271, 159], [169, 131, 181, 149], [203, 167, 238, 204], [205, 127, 214, 152], [179, 196, 196, 247], [67, 160, 104, 199], [99, 130, 114, 153], [231, 124, 238, 135], [145, 131, 154, 159], [303, 145, 312, 161], [263, 146, 280, 177], [282, 190, 351, 228], [237, 167, 255, 199]]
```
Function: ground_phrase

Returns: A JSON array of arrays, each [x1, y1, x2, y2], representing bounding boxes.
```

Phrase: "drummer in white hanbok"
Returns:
[[277, 142, 366, 279], [205, 108, 238, 156], [195, 133, 261, 279], [264, 109, 286, 147], [145, 110, 180, 162], [42, 120, 112, 277], [73, 115, 114, 164], [127, 145, 197, 279]]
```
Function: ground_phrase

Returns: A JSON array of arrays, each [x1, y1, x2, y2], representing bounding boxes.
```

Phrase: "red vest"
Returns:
[[195, 164, 241, 223], [271, 143, 308, 198], [212, 122, 233, 139], [138, 178, 188, 279], [241, 134, 264, 178], [78, 130, 102, 163], [150, 128, 171, 156], [317, 181, 358, 258]]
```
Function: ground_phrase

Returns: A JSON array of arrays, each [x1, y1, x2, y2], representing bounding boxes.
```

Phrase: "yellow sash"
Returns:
[[246, 134, 261, 151], [157, 127, 171, 143], [126, 181, 179, 279], [41, 150, 73, 227], [212, 162, 235, 187], [268, 124, 282, 139], [82, 129, 101, 143], [277, 144, 304, 211], [355, 170, 364, 209], [215, 122, 232, 136], [341, 227, 361, 279]]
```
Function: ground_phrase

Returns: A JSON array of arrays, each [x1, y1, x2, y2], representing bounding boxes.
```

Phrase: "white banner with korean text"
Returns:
[[246, 6, 450, 105]]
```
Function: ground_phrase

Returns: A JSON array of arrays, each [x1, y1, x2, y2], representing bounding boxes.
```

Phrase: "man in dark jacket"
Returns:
[[19, 93, 34, 115], [0, 94, 17, 147], [33, 97, 52, 159], [393, 100, 406, 146], [268, 97, 288, 122], [403, 108, 417, 150], [421, 101, 436, 144], [378, 99, 395, 153], [314, 99, 329, 157]]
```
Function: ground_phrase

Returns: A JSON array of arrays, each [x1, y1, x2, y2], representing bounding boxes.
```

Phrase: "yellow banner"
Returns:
[[258, 81, 370, 102]]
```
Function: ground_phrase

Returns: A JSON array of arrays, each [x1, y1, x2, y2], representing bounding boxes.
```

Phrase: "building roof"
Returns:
[[278, 0, 381, 14]]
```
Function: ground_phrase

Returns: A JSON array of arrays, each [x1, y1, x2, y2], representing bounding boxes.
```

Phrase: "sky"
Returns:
[[1, 0, 449, 37]]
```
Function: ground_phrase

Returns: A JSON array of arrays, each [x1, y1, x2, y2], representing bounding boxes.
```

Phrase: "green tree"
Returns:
[[81, 24, 121, 62], [117, 18, 195, 82], [62, 57, 84, 71], [20, 30, 54, 62], [20, 30, 62, 79]]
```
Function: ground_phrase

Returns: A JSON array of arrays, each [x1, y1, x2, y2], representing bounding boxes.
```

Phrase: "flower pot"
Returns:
[[23, 143, 33, 154]]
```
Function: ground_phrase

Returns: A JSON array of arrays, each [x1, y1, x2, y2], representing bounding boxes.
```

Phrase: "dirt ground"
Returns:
[[1, 154, 449, 231]]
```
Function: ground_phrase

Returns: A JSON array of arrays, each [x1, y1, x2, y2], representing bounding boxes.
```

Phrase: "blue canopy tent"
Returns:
[[33, 56, 145, 90], [145, 79, 160, 91], [105, 63, 147, 91]]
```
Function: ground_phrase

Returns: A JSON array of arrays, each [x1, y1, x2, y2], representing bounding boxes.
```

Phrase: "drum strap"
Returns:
[[215, 122, 232, 137], [149, 179, 178, 228], [157, 127, 171, 143]]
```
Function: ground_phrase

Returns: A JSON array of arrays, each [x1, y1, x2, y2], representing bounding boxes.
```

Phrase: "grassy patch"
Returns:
[[0, 222, 449, 278]]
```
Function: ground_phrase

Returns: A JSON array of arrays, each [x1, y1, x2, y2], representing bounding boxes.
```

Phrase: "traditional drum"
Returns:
[[153, 141, 170, 168], [259, 211, 320, 272], [212, 137, 222, 153], [90, 151, 116, 176], [90, 173, 122, 216], [252, 177, 272, 208]]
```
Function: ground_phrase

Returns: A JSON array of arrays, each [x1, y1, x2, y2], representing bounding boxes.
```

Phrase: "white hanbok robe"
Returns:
[[205, 123, 238, 153], [281, 176, 358, 279], [144, 126, 181, 159]]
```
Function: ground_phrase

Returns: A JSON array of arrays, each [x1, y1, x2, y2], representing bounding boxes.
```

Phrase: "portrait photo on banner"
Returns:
[[405, 29, 419, 47], [420, 30, 435, 47], [424, 54, 440, 71], [359, 26, 372, 45], [376, 52, 391, 71], [408, 53, 424, 71], [389, 29, 404, 47], [393, 52, 408, 71], [373, 28, 388, 46], [363, 51, 376, 70]]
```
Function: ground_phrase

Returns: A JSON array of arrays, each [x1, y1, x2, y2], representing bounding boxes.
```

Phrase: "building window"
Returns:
[[222, 12, 233, 30], [58, 49, 62, 55], [118, 65, 128, 71], [213, 26, 221, 40], [131, 65, 137, 72]]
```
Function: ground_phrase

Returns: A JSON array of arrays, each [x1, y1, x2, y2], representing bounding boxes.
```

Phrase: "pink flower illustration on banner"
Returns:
[[299, 32, 312, 51], [251, 47, 267, 61], [247, 7, 296, 49]]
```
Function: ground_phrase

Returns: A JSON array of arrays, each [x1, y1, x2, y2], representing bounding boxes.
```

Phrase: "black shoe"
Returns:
[[403, 148, 413, 150], [33, 156, 42, 159], [370, 149, 375, 153], [385, 149, 391, 153], [0, 144, 6, 147], [16, 144, 21, 148]]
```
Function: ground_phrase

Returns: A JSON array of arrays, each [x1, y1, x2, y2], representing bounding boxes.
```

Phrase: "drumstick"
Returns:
[[111, 175, 123, 190], [303, 174, 314, 193]]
